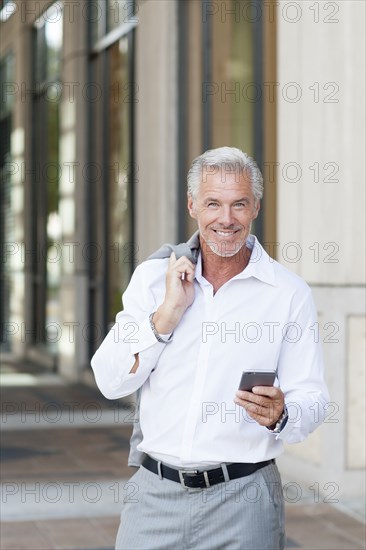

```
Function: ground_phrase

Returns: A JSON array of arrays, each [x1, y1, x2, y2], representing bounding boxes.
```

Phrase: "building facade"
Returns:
[[1, 0, 365, 505]]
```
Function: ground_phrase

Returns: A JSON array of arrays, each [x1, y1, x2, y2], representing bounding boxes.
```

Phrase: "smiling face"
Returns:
[[187, 170, 260, 258]]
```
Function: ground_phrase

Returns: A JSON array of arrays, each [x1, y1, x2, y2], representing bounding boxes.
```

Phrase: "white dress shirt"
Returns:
[[91, 235, 329, 468]]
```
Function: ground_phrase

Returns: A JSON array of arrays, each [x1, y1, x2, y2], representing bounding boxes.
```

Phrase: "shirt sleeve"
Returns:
[[274, 287, 330, 443], [91, 263, 170, 399]]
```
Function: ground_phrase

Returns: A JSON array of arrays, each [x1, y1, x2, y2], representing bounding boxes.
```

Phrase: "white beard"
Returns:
[[204, 238, 246, 258], [198, 221, 252, 258]]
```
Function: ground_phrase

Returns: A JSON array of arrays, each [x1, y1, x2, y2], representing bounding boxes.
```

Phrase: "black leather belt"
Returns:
[[142, 455, 274, 489]]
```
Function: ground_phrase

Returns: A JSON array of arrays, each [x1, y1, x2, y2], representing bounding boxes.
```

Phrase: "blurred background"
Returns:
[[0, 0, 365, 548]]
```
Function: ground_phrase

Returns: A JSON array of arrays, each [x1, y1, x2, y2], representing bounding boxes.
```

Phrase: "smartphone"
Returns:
[[238, 371, 276, 392]]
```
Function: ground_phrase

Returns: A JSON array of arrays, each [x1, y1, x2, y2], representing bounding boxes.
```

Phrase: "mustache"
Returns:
[[210, 226, 243, 231]]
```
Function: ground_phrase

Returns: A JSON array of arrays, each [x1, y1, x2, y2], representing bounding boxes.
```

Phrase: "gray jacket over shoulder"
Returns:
[[128, 231, 200, 467]]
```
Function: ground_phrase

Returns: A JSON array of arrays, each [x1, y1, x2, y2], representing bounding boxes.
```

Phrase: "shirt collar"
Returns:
[[195, 234, 277, 287]]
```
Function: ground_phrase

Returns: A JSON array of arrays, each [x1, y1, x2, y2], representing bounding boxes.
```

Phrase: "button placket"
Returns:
[[179, 285, 219, 462]]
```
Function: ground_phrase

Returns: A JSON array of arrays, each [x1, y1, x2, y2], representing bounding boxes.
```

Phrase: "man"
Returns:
[[91, 147, 329, 550]]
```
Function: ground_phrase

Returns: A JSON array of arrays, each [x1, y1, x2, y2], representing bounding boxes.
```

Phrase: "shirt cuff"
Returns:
[[129, 316, 172, 355], [273, 403, 297, 441]]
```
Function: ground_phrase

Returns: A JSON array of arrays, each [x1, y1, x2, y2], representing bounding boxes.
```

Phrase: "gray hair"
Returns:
[[187, 147, 263, 203]]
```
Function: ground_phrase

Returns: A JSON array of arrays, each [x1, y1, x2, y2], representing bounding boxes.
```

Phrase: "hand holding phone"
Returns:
[[235, 371, 284, 428]]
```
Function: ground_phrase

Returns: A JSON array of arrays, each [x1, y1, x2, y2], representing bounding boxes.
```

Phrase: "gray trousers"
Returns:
[[115, 461, 285, 550]]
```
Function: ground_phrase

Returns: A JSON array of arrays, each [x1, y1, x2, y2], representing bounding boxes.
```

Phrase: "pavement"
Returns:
[[0, 359, 365, 550]]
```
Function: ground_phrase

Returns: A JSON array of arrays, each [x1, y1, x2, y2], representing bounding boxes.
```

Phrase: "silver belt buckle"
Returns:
[[178, 469, 199, 489]]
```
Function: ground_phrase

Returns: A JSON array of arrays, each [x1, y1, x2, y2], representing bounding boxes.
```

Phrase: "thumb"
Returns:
[[169, 251, 177, 265]]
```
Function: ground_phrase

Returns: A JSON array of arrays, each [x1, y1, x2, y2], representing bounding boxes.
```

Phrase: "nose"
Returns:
[[218, 205, 235, 227]]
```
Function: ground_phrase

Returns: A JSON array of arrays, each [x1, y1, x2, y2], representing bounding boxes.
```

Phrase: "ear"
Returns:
[[253, 200, 261, 220], [187, 194, 197, 219]]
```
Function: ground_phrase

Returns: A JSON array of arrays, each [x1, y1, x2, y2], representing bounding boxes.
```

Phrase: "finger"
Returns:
[[252, 386, 283, 400], [234, 395, 283, 426], [169, 251, 177, 265], [235, 397, 273, 413], [183, 265, 196, 283], [173, 256, 195, 271], [239, 401, 270, 423], [171, 259, 195, 280], [235, 390, 253, 401], [236, 390, 269, 405], [172, 265, 195, 281], [235, 392, 276, 412], [239, 401, 274, 424], [168, 257, 194, 273], [168, 253, 188, 278]]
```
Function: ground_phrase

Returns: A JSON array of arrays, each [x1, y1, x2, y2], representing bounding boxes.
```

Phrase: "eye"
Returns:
[[207, 202, 219, 207], [234, 202, 247, 208]]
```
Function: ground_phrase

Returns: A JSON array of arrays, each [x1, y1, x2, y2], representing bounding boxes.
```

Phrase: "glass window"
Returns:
[[183, 0, 264, 238], [211, 10, 255, 152], [34, 5, 63, 85], [88, 31, 135, 352], [0, 52, 14, 351], [107, 0, 134, 33], [0, 0, 17, 22], [0, 0, 14, 9], [209, 1, 264, 238], [108, 37, 134, 320], [91, 0, 136, 45], [33, 3, 63, 351]]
